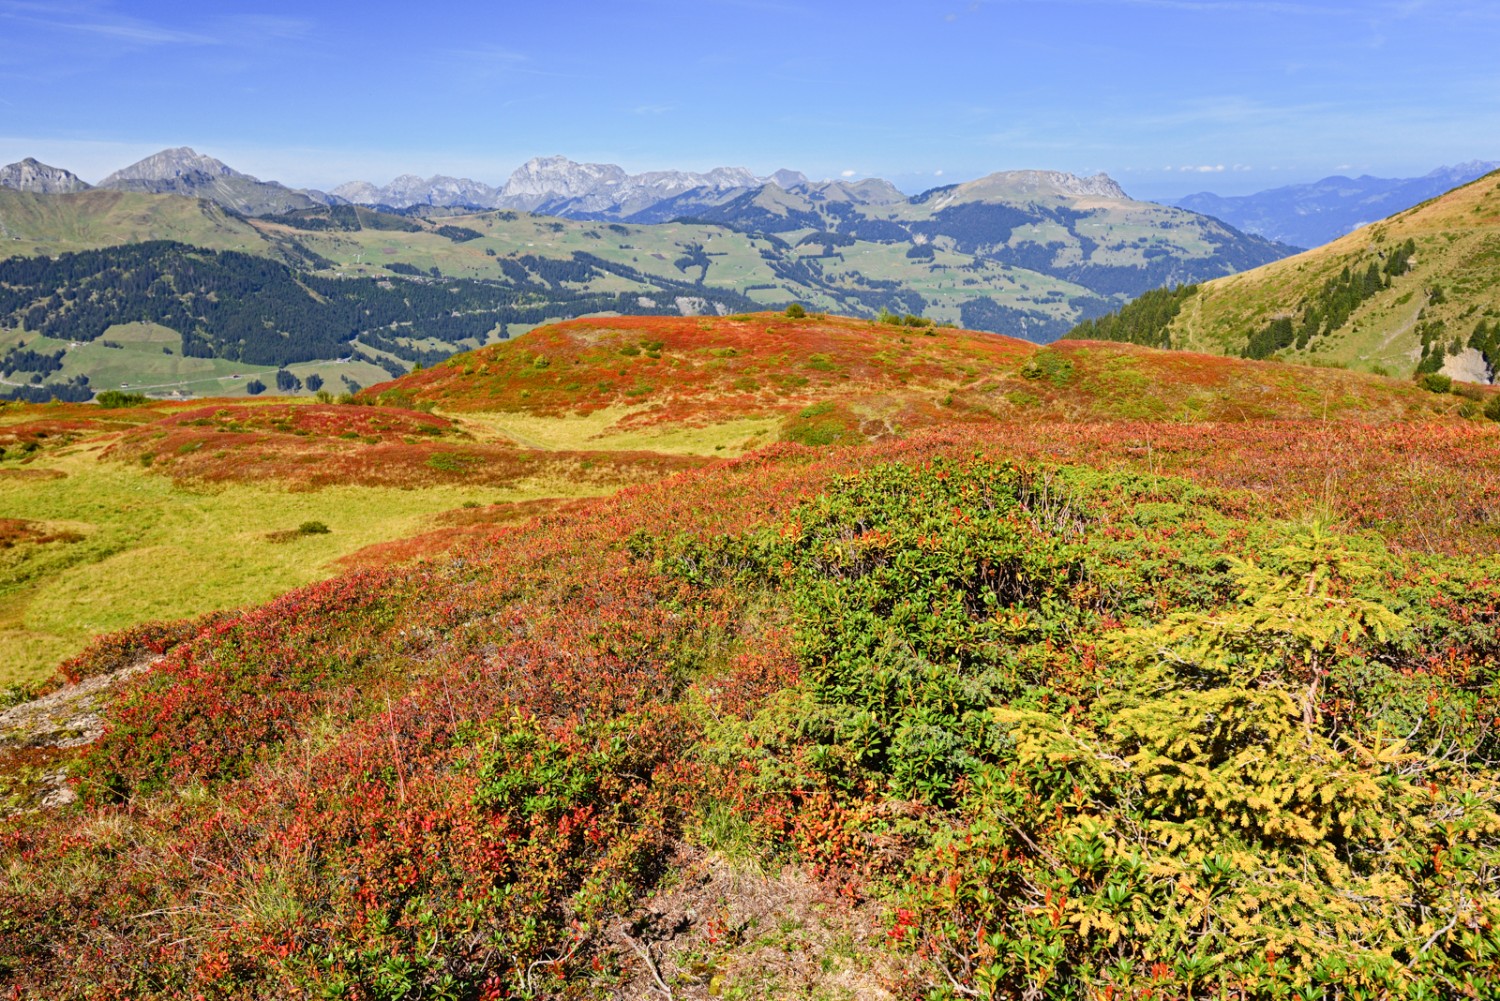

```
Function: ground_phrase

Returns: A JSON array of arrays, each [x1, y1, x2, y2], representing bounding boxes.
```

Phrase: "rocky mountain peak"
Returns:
[[329, 180, 381, 203], [101, 147, 242, 186], [0, 158, 92, 194], [958, 170, 1130, 202], [501, 156, 629, 200]]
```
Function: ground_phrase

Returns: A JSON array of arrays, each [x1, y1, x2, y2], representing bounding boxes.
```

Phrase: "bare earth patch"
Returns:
[[603, 846, 914, 1000]]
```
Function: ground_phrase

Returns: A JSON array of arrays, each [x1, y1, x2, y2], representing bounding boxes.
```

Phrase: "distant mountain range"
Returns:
[[0, 149, 1295, 322], [1172, 161, 1500, 249], [4, 147, 1493, 252], [331, 157, 815, 216], [0, 147, 342, 216], [21, 144, 1498, 404]]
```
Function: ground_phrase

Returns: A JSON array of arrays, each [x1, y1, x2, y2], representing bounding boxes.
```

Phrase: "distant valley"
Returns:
[[0, 148, 1293, 402]]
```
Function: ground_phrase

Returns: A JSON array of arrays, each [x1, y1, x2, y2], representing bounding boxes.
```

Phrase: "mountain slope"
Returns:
[[1069, 169, 1500, 380], [0, 185, 1302, 403], [0, 311, 1484, 679], [0, 156, 1295, 400], [0, 188, 270, 258], [637, 169, 1292, 302], [1174, 161, 1500, 249]]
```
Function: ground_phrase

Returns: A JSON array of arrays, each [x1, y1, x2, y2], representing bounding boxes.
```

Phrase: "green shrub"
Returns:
[[668, 459, 1500, 999], [1419, 372, 1452, 393], [426, 452, 483, 472], [1020, 350, 1075, 385], [0, 682, 35, 709], [296, 521, 330, 535], [94, 390, 148, 408], [784, 303, 807, 319]]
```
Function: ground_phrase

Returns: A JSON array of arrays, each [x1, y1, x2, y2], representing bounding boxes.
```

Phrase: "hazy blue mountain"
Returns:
[[1172, 161, 1500, 249]]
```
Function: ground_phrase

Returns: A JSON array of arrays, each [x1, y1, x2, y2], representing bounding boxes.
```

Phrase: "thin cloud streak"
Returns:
[[0, 0, 218, 45]]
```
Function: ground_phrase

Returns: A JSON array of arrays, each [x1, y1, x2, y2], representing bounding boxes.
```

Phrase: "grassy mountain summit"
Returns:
[[366, 311, 1471, 430], [1067, 168, 1500, 380]]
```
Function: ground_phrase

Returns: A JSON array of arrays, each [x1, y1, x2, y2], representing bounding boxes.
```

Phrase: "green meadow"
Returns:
[[0, 437, 610, 687]]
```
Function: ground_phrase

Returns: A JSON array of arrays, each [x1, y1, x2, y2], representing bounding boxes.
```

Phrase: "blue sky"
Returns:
[[0, 0, 1496, 200]]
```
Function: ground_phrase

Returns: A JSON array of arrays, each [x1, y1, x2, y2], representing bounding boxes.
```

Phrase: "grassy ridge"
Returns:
[[368, 312, 1481, 429], [0, 188, 270, 258], [1068, 170, 1500, 377]]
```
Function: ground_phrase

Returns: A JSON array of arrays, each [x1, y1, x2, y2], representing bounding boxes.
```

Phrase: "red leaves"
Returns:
[[10, 400, 1500, 996]]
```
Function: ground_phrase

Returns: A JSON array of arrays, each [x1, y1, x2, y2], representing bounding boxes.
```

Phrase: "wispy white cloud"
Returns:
[[0, 0, 218, 45]]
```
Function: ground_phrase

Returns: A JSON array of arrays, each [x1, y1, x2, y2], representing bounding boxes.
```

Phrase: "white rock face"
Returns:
[[1441, 347, 1493, 385], [332, 159, 812, 215], [332, 175, 501, 209], [330, 180, 382, 203], [0, 158, 91, 194], [496, 156, 793, 215], [501, 156, 628, 204], [92, 147, 332, 215]]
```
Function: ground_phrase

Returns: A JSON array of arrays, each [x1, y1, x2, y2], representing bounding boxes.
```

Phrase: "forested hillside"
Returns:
[[0, 241, 762, 401]]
